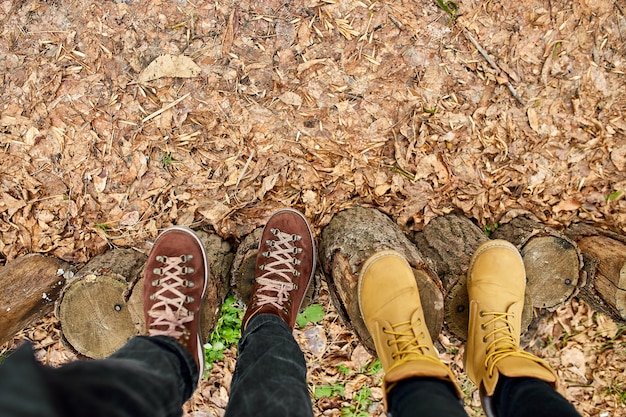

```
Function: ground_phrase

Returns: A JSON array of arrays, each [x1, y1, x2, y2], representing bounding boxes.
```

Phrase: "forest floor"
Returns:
[[1, 0, 626, 415]]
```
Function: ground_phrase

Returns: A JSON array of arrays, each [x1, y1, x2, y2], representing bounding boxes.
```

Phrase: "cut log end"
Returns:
[[521, 236, 580, 309], [59, 273, 137, 358]]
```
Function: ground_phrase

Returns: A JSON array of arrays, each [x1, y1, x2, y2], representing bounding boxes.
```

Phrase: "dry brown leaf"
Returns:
[[138, 55, 201, 83], [278, 91, 303, 107]]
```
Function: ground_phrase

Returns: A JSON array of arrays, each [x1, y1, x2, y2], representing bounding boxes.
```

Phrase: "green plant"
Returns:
[[315, 383, 345, 398], [296, 304, 325, 328], [341, 386, 373, 417], [435, 0, 458, 22], [606, 382, 626, 405], [94, 223, 109, 232], [336, 363, 351, 375], [361, 359, 382, 376], [160, 151, 174, 167], [606, 190, 624, 202], [203, 295, 243, 371], [483, 223, 499, 236]]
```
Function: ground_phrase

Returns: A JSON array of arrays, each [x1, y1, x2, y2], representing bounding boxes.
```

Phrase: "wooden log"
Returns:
[[230, 227, 319, 310], [412, 214, 532, 341], [492, 216, 582, 310], [0, 254, 72, 346], [57, 231, 233, 358], [319, 207, 444, 355], [56, 248, 147, 358], [565, 224, 626, 322]]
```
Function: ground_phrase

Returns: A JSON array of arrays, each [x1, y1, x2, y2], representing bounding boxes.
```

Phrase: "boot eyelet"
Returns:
[[482, 337, 487, 342], [479, 311, 485, 317]]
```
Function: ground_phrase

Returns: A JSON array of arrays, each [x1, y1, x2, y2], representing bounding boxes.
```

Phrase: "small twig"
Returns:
[[235, 150, 255, 188], [142, 93, 190, 124], [462, 28, 524, 105]]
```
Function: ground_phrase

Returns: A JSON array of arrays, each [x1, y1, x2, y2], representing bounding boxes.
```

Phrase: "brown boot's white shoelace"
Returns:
[[148, 254, 196, 338], [255, 228, 303, 310]]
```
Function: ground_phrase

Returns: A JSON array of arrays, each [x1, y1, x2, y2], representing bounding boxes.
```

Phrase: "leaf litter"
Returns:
[[1, 0, 626, 415]]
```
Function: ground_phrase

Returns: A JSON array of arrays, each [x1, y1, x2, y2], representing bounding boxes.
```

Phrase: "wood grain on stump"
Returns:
[[57, 248, 146, 358], [319, 207, 444, 355], [0, 254, 72, 346]]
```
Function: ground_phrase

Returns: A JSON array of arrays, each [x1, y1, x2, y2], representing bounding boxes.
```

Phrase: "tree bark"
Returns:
[[492, 216, 582, 310], [319, 207, 444, 355], [565, 224, 626, 322], [0, 254, 72, 346]]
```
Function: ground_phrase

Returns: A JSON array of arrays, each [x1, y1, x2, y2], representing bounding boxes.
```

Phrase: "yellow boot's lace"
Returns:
[[385, 320, 443, 367], [480, 311, 548, 377]]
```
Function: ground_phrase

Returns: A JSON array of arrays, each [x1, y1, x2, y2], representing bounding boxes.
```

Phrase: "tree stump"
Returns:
[[319, 207, 444, 355], [57, 248, 147, 358], [492, 216, 582, 310], [0, 254, 72, 346], [565, 223, 626, 322], [412, 214, 532, 341], [57, 231, 233, 358], [230, 227, 319, 310]]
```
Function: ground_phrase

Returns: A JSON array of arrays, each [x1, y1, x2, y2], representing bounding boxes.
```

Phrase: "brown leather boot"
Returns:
[[143, 226, 208, 382], [358, 250, 462, 409], [466, 239, 557, 417], [242, 208, 316, 330]]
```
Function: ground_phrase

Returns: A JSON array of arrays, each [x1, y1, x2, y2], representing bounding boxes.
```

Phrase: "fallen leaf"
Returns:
[[553, 198, 581, 213], [138, 54, 201, 83], [303, 326, 327, 357], [527, 107, 540, 133], [279, 91, 302, 107]]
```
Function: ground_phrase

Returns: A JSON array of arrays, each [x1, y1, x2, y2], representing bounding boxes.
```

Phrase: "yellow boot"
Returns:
[[466, 240, 558, 417], [358, 250, 462, 408]]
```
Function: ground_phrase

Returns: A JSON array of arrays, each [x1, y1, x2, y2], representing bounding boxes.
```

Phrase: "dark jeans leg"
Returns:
[[493, 377, 581, 417], [225, 314, 313, 417], [387, 377, 468, 417], [0, 336, 197, 417]]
